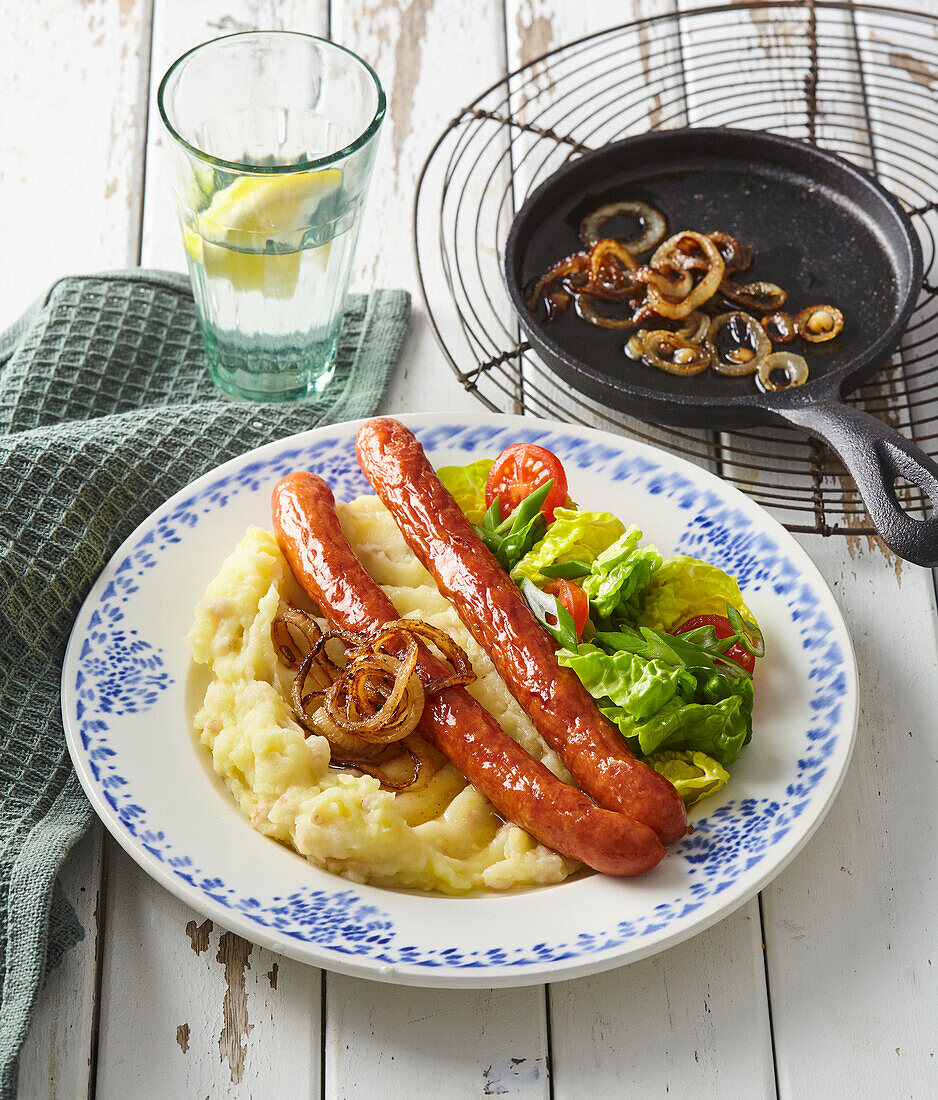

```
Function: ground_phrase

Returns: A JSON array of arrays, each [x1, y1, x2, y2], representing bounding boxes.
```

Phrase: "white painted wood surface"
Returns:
[[15, 827, 104, 1100], [6, 1, 938, 1097], [502, 8, 775, 1100], [94, 6, 327, 1099], [96, 849, 321, 1100], [325, 979, 550, 1099]]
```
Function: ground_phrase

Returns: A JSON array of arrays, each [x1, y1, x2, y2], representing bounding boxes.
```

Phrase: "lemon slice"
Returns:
[[186, 169, 341, 297], [199, 169, 342, 248], [184, 163, 216, 213]]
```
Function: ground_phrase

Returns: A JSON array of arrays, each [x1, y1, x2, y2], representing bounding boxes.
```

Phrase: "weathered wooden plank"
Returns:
[[1, 0, 150, 326], [7, 2, 151, 1095], [95, 849, 321, 1100], [761, 7, 938, 1097], [764, 533, 938, 1099], [333, 0, 505, 417], [323, 2, 553, 1095], [502, 7, 774, 1096], [16, 827, 106, 1100], [853, 3, 938, 501], [507, 0, 690, 176], [324, 978, 550, 1099], [672, 5, 938, 1098], [549, 904, 775, 1100], [93, 5, 328, 1099]]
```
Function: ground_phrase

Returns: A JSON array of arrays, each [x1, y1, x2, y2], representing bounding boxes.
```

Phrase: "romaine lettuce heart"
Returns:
[[511, 507, 626, 586], [636, 555, 755, 633], [436, 458, 494, 526], [557, 643, 696, 720], [645, 750, 730, 807], [583, 528, 662, 621]]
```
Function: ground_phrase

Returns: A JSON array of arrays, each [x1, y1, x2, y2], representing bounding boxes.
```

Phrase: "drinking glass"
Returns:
[[158, 32, 385, 401]]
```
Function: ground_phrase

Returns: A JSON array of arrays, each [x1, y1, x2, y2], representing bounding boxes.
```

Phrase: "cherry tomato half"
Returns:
[[544, 579, 589, 641], [674, 614, 755, 675], [485, 443, 569, 523]]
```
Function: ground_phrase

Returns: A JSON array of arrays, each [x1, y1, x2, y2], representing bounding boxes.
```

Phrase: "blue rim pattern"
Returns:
[[72, 422, 847, 969]]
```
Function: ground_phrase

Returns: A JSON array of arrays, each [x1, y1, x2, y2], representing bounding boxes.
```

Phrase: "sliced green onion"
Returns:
[[676, 624, 720, 649], [522, 578, 579, 651], [726, 604, 765, 658], [538, 560, 592, 580]]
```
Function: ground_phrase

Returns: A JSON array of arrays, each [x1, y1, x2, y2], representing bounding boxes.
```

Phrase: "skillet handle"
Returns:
[[774, 399, 938, 566]]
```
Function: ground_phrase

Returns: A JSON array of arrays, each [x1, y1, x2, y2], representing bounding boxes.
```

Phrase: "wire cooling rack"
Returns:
[[413, 1, 938, 535]]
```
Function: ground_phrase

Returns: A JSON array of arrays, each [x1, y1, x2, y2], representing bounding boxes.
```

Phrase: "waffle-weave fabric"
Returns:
[[0, 271, 409, 1095]]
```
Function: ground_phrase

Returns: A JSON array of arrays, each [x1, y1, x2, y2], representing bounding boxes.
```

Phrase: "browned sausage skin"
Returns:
[[355, 419, 688, 846], [272, 471, 665, 876]]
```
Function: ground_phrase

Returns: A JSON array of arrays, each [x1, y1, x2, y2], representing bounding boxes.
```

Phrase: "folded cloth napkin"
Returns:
[[0, 270, 410, 1095]]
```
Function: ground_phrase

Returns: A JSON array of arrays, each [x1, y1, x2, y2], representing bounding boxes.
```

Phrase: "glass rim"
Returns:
[[157, 30, 386, 175]]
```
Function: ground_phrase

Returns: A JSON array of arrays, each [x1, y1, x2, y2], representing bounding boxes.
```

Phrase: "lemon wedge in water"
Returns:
[[185, 169, 341, 297]]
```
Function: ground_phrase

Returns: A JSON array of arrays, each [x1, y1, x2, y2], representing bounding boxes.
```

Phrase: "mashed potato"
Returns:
[[187, 496, 579, 894]]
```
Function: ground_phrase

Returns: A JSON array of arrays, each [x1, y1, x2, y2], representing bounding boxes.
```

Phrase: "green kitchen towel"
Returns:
[[0, 271, 410, 1096]]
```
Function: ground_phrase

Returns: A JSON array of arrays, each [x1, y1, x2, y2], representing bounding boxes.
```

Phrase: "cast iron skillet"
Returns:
[[504, 127, 938, 566]]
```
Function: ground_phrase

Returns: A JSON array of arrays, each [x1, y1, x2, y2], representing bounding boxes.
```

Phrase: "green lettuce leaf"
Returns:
[[436, 458, 494, 525], [636, 555, 756, 633], [597, 692, 751, 767], [557, 643, 696, 719], [511, 507, 625, 585], [645, 750, 729, 807], [698, 671, 755, 747], [581, 527, 662, 620]]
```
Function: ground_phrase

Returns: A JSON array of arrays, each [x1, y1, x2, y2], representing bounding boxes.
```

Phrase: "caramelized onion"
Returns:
[[641, 331, 711, 375], [274, 612, 477, 792], [761, 311, 797, 343], [707, 311, 771, 375], [582, 239, 641, 302], [580, 200, 667, 252], [796, 304, 844, 342], [625, 333, 644, 360], [589, 237, 639, 279], [524, 251, 590, 321], [371, 619, 476, 693], [291, 649, 330, 720], [633, 264, 694, 301], [720, 279, 787, 312], [574, 293, 637, 329], [528, 212, 842, 394], [652, 232, 713, 272], [706, 231, 752, 275], [272, 608, 323, 671], [325, 650, 423, 741], [647, 232, 725, 319], [674, 310, 709, 344], [334, 736, 435, 794], [306, 705, 386, 759], [757, 350, 809, 391]]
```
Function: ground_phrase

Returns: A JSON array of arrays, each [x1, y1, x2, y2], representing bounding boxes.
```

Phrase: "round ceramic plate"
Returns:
[[62, 412, 857, 987]]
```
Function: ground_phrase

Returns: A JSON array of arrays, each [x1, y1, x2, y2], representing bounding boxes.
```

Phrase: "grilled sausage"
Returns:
[[355, 418, 688, 845], [272, 471, 666, 876]]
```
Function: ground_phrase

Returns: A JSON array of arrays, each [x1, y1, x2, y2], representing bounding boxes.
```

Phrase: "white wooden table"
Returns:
[[5, 1, 937, 1096]]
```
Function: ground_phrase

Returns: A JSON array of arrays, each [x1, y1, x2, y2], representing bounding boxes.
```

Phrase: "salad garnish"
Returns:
[[474, 479, 553, 573], [439, 442, 765, 807]]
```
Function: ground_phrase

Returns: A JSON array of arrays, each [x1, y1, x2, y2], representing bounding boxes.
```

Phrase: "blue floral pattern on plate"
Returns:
[[67, 419, 852, 972]]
